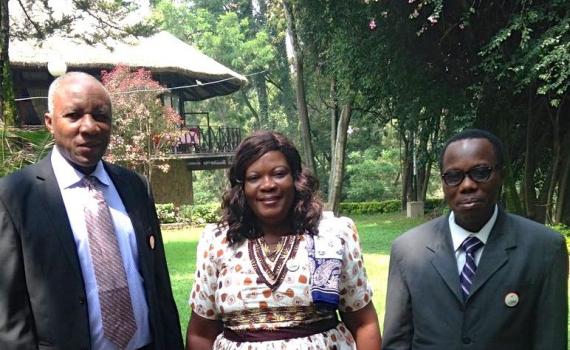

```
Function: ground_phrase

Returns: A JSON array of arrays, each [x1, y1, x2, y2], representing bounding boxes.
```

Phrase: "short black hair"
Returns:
[[439, 128, 506, 172]]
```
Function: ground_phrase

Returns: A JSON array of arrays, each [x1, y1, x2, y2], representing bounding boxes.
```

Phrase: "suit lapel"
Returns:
[[428, 217, 464, 304], [469, 210, 516, 298], [34, 156, 84, 280]]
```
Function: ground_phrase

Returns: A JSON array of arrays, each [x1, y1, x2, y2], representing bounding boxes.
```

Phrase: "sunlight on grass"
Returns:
[[363, 253, 389, 330]]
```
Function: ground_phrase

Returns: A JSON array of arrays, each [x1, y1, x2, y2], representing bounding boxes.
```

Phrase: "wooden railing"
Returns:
[[173, 125, 241, 155]]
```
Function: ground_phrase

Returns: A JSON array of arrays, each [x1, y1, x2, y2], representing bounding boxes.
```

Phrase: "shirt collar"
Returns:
[[449, 204, 498, 252], [51, 145, 112, 189]]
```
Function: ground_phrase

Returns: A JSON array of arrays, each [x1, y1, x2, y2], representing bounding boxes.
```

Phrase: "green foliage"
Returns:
[[153, 0, 285, 132], [191, 203, 221, 225], [1, 62, 17, 126], [192, 169, 226, 205], [102, 65, 182, 180], [10, 0, 155, 43], [424, 198, 446, 211], [340, 198, 444, 216], [155, 202, 220, 225], [179, 205, 193, 223], [344, 146, 402, 202], [0, 125, 53, 177], [155, 203, 178, 224], [479, 2, 570, 105], [340, 200, 401, 215]]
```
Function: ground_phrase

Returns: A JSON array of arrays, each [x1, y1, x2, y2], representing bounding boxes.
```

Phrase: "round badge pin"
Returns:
[[148, 234, 156, 250], [286, 260, 299, 272], [504, 292, 519, 307]]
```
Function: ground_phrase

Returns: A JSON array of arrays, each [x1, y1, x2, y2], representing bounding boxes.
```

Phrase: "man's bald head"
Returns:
[[47, 72, 110, 113]]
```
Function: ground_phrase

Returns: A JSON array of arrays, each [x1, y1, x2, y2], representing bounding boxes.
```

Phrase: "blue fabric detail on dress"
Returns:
[[307, 232, 343, 308]]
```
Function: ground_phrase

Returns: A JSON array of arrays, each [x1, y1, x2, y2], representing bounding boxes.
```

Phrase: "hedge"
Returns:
[[157, 199, 446, 225], [156, 202, 221, 225], [340, 198, 444, 216]]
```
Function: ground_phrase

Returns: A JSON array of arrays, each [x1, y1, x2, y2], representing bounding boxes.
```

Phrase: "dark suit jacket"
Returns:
[[383, 209, 568, 350], [0, 156, 184, 350]]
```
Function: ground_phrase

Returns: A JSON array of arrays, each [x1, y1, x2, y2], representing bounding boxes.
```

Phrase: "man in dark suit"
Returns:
[[383, 129, 568, 350], [0, 72, 184, 350]]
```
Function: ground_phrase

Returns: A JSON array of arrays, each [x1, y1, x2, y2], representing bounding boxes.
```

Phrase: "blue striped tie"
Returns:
[[459, 236, 484, 301]]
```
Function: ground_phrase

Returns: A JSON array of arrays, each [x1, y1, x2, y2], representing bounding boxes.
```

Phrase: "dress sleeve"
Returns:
[[188, 225, 220, 320], [337, 217, 373, 313]]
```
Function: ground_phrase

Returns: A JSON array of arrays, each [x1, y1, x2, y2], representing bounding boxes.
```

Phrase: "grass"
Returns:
[[163, 212, 569, 345]]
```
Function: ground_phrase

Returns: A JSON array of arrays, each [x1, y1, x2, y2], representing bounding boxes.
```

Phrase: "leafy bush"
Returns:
[[156, 203, 177, 224], [155, 202, 221, 225], [340, 200, 401, 215], [344, 148, 401, 202], [179, 204, 193, 223], [191, 203, 221, 225], [340, 198, 445, 216]]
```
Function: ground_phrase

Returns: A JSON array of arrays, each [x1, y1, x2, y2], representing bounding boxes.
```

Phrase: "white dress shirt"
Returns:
[[449, 205, 498, 274], [51, 146, 151, 350]]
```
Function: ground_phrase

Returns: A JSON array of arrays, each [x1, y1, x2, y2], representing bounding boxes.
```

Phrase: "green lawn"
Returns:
[[163, 212, 569, 345]]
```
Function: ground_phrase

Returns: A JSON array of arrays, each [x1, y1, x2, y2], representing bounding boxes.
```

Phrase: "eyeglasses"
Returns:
[[441, 165, 497, 187]]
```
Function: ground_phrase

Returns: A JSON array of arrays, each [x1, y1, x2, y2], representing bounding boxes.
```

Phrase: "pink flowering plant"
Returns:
[[102, 65, 182, 181]]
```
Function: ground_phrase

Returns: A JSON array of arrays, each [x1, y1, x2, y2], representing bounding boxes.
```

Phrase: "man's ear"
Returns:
[[44, 112, 54, 134]]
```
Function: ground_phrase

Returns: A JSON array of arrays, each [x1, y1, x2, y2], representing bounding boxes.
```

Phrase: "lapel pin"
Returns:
[[504, 292, 519, 307], [148, 234, 156, 250]]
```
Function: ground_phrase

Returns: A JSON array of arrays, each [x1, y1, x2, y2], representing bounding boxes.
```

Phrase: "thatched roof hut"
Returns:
[[10, 31, 247, 101]]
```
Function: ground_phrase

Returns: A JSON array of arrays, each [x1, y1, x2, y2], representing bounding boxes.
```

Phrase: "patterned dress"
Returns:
[[189, 214, 372, 349]]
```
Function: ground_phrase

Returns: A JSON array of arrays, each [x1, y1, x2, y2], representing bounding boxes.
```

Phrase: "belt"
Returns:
[[223, 316, 339, 342]]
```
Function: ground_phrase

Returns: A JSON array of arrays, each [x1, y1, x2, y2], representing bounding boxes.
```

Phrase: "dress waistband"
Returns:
[[222, 305, 335, 328], [223, 315, 339, 342]]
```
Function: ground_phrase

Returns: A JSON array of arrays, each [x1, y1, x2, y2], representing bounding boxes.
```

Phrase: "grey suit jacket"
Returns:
[[0, 155, 184, 350], [383, 209, 568, 350]]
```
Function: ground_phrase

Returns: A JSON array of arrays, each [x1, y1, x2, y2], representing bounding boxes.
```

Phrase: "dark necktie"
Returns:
[[83, 176, 137, 349], [459, 236, 484, 301]]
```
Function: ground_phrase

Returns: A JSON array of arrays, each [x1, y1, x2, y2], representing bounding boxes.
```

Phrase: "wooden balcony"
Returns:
[[171, 125, 241, 170]]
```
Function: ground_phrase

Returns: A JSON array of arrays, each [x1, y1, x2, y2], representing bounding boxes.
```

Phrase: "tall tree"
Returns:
[[282, 0, 315, 175], [1, 0, 154, 125]]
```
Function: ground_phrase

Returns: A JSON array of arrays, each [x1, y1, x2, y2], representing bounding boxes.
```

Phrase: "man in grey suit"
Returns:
[[383, 128, 568, 350], [0, 72, 184, 349]]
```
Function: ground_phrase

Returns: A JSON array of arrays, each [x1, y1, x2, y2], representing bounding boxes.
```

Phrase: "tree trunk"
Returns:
[[400, 134, 412, 211], [253, 72, 269, 128], [561, 163, 570, 225], [545, 102, 563, 224], [327, 101, 352, 215], [283, 0, 316, 175], [275, 32, 297, 134], [0, 0, 16, 125], [240, 90, 261, 128], [555, 146, 570, 224], [523, 95, 539, 220], [328, 78, 339, 194]]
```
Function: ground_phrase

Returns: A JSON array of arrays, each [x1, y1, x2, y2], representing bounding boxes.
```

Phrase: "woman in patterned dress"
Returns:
[[186, 131, 381, 349]]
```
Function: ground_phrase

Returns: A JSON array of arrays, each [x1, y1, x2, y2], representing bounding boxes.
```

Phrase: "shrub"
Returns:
[[424, 198, 445, 211], [156, 203, 177, 224], [339, 198, 445, 216], [155, 202, 221, 225], [179, 204, 192, 223], [340, 199, 402, 215], [191, 203, 221, 225]]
